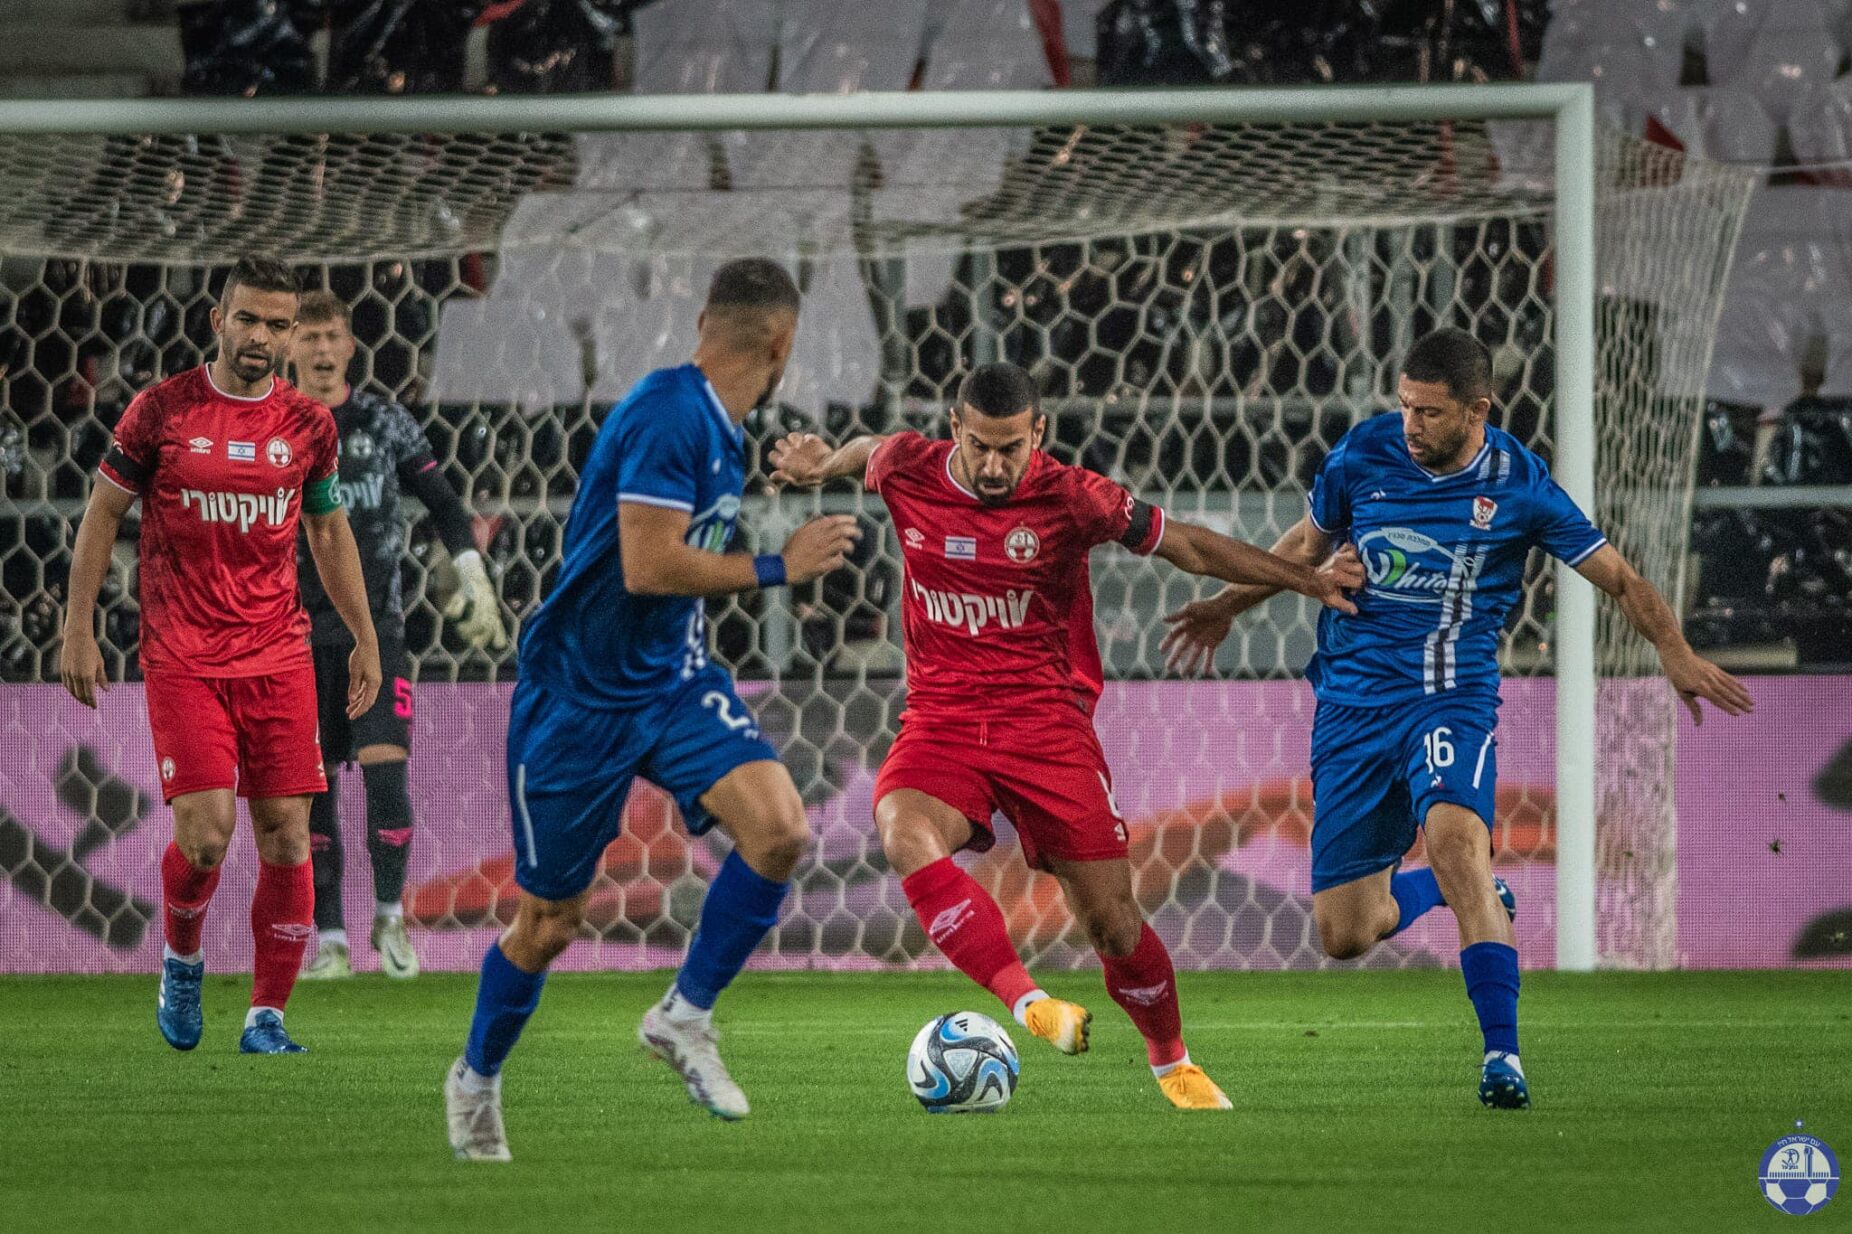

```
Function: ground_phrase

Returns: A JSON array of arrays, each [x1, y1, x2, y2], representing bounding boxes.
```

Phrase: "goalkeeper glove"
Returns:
[[444, 549, 510, 653]]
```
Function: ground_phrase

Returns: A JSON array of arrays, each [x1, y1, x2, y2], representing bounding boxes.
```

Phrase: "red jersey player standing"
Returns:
[[770, 362, 1363, 1109], [58, 255, 382, 1056]]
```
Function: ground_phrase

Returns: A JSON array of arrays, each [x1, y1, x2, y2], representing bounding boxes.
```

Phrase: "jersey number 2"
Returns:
[[703, 691, 758, 739]]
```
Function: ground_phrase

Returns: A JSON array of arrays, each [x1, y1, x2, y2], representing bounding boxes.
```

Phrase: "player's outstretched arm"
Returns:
[[304, 508, 382, 719], [619, 501, 860, 596], [58, 480, 136, 708], [768, 432, 888, 489], [1157, 519, 1362, 614], [1158, 516, 1352, 675], [1574, 544, 1754, 725]]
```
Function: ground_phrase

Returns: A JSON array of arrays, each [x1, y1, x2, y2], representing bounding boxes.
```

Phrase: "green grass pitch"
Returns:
[[1, 971, 1845, 1232]]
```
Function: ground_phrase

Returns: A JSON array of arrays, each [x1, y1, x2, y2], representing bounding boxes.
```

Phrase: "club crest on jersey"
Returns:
[[1472, 496, 1498, 530], [945, 535, 976, 560], [1005, 525, 1039, 563], [188, 437, 213, 454], [267, 437, 292, 468], [904, 527, 924, 550], [227, 440, 256, 462], [346, 430, 374, 461]]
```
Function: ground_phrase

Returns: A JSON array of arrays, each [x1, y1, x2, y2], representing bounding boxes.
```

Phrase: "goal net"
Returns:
[[0, 96, 1754, 974]]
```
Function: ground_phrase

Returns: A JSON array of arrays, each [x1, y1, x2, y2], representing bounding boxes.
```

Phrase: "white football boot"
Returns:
[[638, 1002, 750, 1121], [445, 1057, 513, 1161]]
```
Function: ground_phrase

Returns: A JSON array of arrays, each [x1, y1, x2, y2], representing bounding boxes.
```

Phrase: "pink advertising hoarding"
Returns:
[[1, 677, 1846, 974]]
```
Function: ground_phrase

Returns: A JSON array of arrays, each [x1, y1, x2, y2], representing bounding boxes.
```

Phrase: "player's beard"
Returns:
[[754, 364, 786, 411], [229, 345, 280, 384], [1409, 422, 1471, 471]]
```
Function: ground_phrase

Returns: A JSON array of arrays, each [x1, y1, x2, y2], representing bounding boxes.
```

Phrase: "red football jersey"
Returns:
[[99, 367, 340, 677], [867, 432, 1165, 717]]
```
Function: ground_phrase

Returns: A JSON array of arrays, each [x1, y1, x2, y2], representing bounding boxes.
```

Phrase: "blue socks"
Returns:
[[674, 850, 790, 1010], [464, 942, 547, 1078], [1389, 867, 1447, 936], [1460, 940, 1520, 1056]]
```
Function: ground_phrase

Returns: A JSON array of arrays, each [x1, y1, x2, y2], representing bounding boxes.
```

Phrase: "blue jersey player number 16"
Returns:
[[1162, 328, 1754, 1112]]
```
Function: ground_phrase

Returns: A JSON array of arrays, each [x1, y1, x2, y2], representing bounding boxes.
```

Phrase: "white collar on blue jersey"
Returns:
[[698, 372, 740, 439], [1410, 438, 1491, 482]]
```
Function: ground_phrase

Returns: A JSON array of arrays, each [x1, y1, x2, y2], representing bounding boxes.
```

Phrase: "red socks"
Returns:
[[250, 858, 314, 1011], [901, 858, 1038, 1011], [160, 842, 221, 957], [1101, 923, 1187, 1067]]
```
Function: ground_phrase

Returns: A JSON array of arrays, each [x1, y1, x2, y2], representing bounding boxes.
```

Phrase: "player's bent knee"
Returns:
[[1313, 909, 1374, 960], [1082, 904, 1143, 958], [179, 837, 229, 870]]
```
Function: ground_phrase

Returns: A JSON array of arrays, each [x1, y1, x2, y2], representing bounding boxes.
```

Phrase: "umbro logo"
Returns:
[[1369, 490, 1387, 501], [927, 898, 975, 942], [1117, 981, 1169, 1007], [188, 437, 213, 454]]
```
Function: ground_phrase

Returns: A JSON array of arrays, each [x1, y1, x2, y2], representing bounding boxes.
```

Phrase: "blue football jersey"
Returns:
[[518, 364, 745, 709], [1304, 412, 1607, 706]]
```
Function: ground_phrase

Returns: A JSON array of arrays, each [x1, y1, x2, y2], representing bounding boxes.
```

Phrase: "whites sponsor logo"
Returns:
[[1116, 981, 1169, 1007], [267, 436, 292, 468], [227, 440, 256, 461], [927, 898, 975, 943], [1356, 527, 1470, 605], [903, 527, 924, 550], [160, 757, 175, 781], [1005, 525, 1039, 563], [180, 486, 295, 532], [338, 474, 387, 510], [1472, 495, 1498, 530], [911, 580, 1033, 635], [945, 535, 976, 560], [188, 437, 213, 454]]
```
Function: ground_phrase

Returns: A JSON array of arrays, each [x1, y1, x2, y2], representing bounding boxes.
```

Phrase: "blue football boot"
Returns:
[[156, 956, 204, 1051], [239, 1009, 308, 1054], [1480, 1051, 1531, 1109]]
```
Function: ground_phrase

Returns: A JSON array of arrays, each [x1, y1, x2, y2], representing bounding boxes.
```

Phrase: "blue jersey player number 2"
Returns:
[[443, 258, 862, 1160], [1163, 328, 1754, 1112]]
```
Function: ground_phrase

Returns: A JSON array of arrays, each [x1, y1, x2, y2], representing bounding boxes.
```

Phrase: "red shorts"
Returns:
[[874, 708, 1128, 871], [144, 666, 327, 803]]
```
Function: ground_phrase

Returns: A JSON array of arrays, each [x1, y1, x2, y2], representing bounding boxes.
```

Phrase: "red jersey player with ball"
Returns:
[[58, 256, 381, 1056], [770, 363, 1363, 1109]]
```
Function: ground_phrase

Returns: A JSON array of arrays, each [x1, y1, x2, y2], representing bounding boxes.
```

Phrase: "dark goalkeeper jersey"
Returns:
[[295, 388, 440, 644]]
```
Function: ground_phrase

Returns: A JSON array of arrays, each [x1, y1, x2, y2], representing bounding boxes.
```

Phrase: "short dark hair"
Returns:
[[1403, 328, 1492, 403], [296, 289, 351, 328], [956, 362, 1041, 419], [704, 258, 801, 317], [220, 254, 301, 305]]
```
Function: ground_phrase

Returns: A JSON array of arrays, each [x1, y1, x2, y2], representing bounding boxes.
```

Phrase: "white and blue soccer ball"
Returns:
[[906, 1011, 1020, 1113], [1765, 1176, 1837, 1216]]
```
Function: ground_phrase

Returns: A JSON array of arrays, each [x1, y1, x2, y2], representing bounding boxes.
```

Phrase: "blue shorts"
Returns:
[[505, 667, 779, 900], [1308, 691, 1499, 893]]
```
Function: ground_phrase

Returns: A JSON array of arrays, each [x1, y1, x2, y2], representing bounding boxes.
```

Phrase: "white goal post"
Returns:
[[0, 84, 1747, 974]]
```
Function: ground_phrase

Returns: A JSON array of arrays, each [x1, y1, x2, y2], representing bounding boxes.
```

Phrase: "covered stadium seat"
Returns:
[[430, 298, 586, 409], [782, 257, 884, 413], [1736, 28, 1844, 123], [1706, 186, 1850, 406], [1697, 85, 1780, 161], [1698, 0, 1778, 83]]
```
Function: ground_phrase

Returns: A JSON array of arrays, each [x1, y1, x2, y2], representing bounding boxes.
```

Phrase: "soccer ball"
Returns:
[[906, 1011, 1020, 1113], [1765, 1178, 1836, 1216]]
